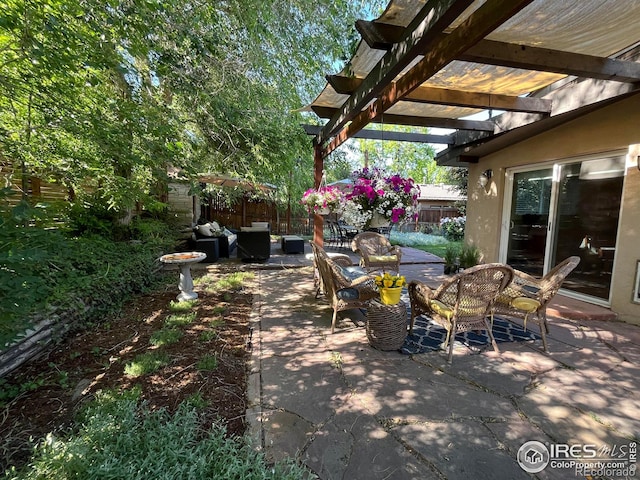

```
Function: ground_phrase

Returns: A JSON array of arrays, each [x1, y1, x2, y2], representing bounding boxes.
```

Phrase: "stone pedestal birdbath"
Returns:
[[159, 251, 206, 301]]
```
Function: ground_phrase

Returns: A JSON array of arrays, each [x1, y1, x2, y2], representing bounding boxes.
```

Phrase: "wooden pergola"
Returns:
[[308, 0, 640, 245]]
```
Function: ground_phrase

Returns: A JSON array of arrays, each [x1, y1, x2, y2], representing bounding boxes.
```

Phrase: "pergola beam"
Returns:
[[302, 124, 453, 144], [321, 0, 535, 158], [327, 75, 552, 114], [316, 0, 476, 146], [357, 19, 640, 83], [311, 105, 496, 131], [460, 39, 640, 83]]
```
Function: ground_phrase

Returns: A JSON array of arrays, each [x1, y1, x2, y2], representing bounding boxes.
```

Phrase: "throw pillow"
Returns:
[[336, 287, 360, 300], [337, 265, 367, 282], [195, 225, 214, 237]]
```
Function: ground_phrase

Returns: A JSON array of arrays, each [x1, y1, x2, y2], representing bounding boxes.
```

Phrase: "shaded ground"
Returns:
[[0, 270, 253, 472]]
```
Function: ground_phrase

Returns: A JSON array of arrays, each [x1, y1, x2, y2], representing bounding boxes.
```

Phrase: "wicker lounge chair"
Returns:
[[408, 263, 514, 363], [351, 231, 402, 274], [493, 256, 580, 352], [310, 241, 378, 333]]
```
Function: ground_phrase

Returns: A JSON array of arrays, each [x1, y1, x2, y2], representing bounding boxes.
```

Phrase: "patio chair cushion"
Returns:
[[369, 254, 398, 263], [338, 265, 368, 282], [336, 287, 360, 300], [429, 299, 453, 320], [511, 296, 541, 313]]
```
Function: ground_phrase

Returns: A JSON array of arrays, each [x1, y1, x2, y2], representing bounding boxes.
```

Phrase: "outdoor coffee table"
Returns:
[[366, 298, 408, 350], [159, 251, 206, 301]]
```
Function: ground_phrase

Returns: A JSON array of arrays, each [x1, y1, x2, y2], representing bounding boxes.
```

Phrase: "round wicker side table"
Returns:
[[366, 298, 408, 351]]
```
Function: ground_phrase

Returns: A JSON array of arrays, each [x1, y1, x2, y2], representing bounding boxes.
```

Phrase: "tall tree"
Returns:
[[1, 0, 383, 217]]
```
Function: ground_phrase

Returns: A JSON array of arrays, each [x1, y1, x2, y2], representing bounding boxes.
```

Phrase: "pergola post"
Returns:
[[313, 141, 324, 247]]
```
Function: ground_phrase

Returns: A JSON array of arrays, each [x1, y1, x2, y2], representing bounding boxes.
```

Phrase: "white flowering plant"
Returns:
[[340, 167, 419, 230], [440, 216, 466, 241], [300, 186, 343, 214]]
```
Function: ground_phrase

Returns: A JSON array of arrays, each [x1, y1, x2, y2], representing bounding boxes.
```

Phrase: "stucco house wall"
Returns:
[[465, 95, 640, 323]]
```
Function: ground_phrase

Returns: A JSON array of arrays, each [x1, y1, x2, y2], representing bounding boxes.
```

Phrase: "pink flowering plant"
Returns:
[[300, 185, 343, 214], [341, 167, 419, 229]]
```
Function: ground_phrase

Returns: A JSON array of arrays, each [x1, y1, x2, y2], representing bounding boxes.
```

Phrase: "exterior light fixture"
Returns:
[[479, 169, 493, 190]]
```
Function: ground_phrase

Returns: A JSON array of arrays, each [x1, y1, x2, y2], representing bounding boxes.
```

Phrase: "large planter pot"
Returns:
[[379, 287, 403, 305], [443, 264, 459, 275], [369, 212, 390, 229], [316, 207, 331, 215]]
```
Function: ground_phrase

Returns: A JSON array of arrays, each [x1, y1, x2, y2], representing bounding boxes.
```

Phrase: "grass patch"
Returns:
[[199, 330, 217, 342], [413, 241, 463, 258], [168, 299, 198, 312], [124, 351, 170, 377], [149, 328, 183, 346], [204, 271, 255, 293], [164, 311, 197, 328], [183, 391, 208, 410], [5, 389, 305, 479], [209, 317, 225, 327], [197, 354, 218, 371]]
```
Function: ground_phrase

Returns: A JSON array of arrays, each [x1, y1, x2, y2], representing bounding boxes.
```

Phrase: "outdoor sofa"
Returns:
[[191, 221, 237, 258]]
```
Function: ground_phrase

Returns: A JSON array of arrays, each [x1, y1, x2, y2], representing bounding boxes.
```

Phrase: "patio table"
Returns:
[[366, 298, 408, 350]]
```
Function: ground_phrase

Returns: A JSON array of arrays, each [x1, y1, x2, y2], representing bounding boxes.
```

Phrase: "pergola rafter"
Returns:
[[310, 106, 496, 131]]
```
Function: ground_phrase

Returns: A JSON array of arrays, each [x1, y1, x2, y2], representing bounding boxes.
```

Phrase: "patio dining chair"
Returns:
[[310, 241, 378, 333], [492, 256, 580, 352], [351, 231, 402, 274], [408, 263, 514, 363]]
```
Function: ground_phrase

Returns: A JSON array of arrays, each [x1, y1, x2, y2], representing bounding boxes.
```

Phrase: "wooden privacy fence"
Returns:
[[418, 207, 461, 224], [201, 200, 462, 236]]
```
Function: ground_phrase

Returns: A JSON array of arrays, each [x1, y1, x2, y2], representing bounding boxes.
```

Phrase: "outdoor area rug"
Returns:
[[395, 288, 540, 355], [399, 315, 540, 355]]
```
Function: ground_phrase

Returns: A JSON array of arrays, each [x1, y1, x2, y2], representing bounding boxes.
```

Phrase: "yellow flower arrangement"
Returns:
[[374, 272, 406, 289]]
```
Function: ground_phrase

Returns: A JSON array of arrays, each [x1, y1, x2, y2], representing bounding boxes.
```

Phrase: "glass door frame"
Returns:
[[499, 151, 627, 307], [499, 162, 558, 275]]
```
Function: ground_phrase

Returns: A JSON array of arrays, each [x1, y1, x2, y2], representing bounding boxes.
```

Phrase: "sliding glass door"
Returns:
[[502, 154, 625, 302], [505, 168, 553, 277]]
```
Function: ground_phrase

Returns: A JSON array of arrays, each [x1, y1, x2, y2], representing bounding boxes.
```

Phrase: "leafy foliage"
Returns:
[[0, 201, 177, 348], [459, 243, 481, 269], [0, 0, 381, 216], [356, 127, 443, 183], [5, 388, 306, 479]]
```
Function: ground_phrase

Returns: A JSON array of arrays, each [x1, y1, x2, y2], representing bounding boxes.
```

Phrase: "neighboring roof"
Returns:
[[307, 0, 640, 165], [417, 183, 465, 202]]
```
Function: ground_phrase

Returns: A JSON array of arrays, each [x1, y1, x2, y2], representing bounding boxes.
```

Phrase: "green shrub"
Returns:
[[0, 203, 178, 348], [5, 389, 306, 479]]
